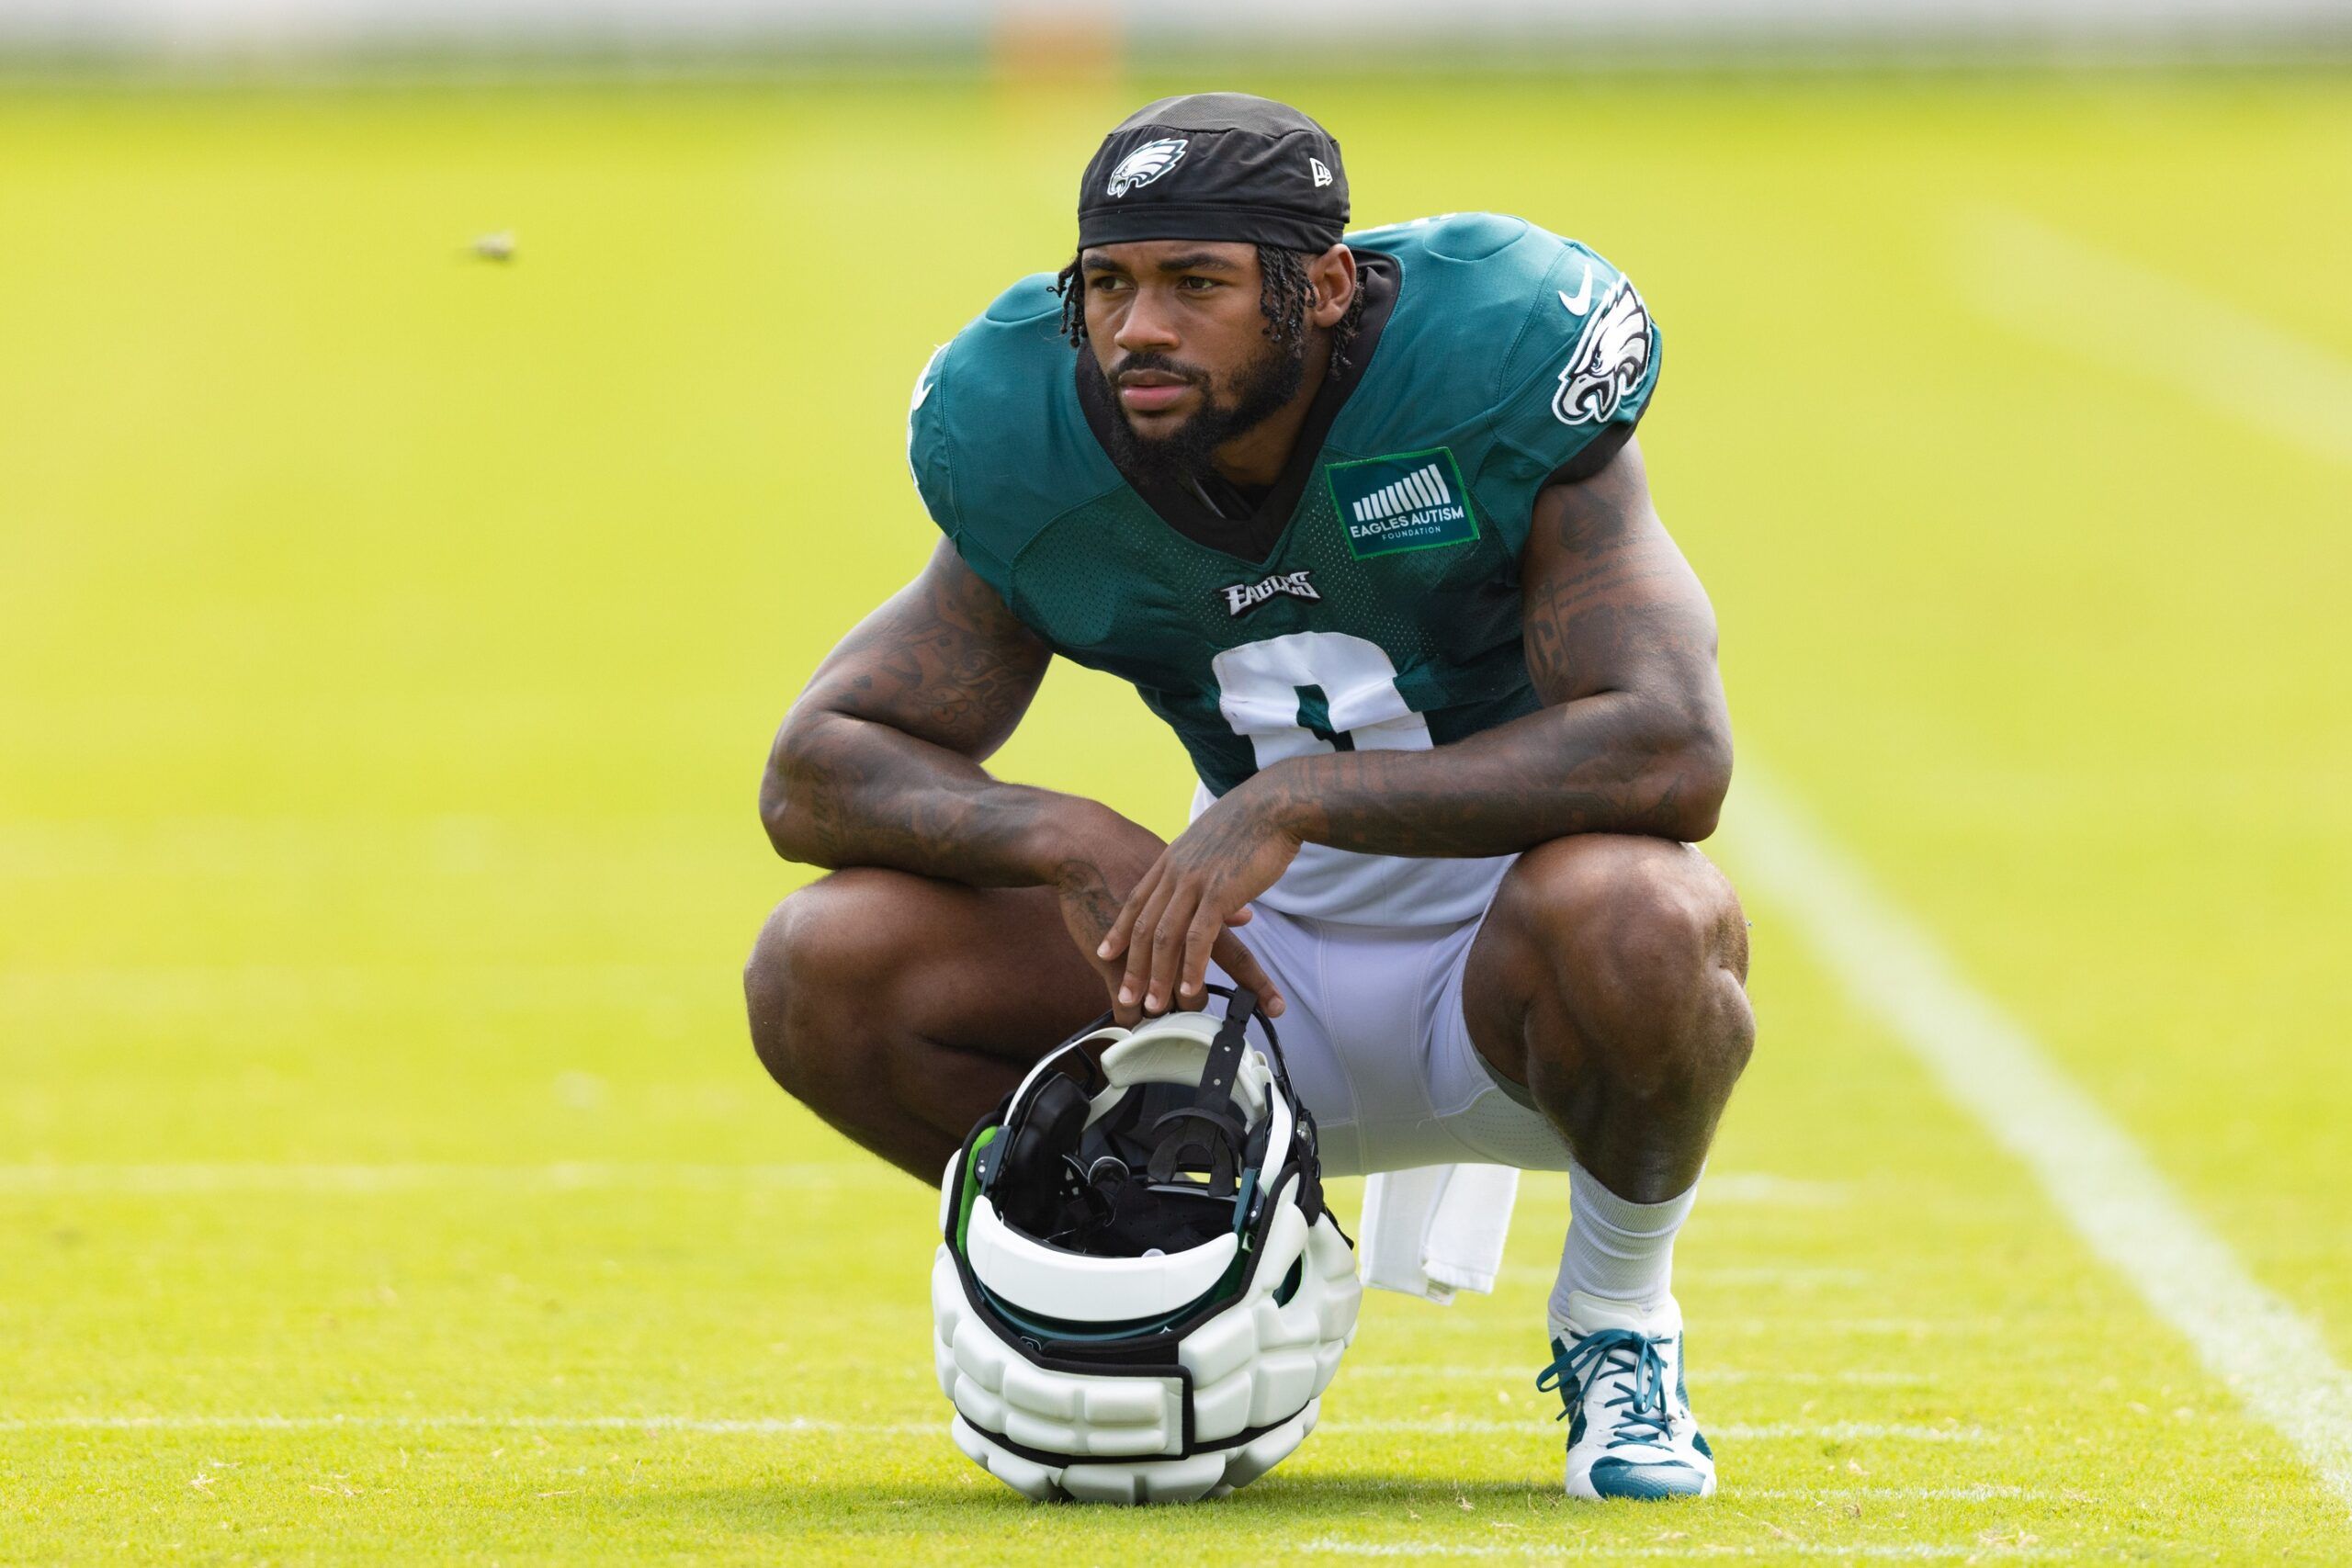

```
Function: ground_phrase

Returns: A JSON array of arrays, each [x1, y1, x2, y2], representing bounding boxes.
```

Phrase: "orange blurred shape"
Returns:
[[990, 0, 1124, 87]]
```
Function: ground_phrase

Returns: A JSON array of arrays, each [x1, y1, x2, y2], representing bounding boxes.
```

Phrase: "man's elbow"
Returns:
[[759, 718, 832, 866], [1655, 720, 1733, 842], [759, 773, 806, 863]]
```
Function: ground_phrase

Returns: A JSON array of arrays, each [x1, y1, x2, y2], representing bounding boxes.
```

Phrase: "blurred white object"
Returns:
[[1359, 1162, 1519, 1305]]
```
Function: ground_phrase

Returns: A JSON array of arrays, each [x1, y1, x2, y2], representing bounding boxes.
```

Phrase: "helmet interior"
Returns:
[[993, 1035, 1273, 1259]]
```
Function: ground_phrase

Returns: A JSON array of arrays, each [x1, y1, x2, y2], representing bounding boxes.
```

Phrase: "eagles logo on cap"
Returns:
[[1105, 137, 1188, 198]]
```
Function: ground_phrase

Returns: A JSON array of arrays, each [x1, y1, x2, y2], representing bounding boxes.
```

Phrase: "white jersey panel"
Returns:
[[1188, 781, 1516, 928]]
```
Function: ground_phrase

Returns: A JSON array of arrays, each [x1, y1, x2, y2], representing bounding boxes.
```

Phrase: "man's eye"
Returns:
[[1179, 276, 1217, 292], [1091, 276, 1128, 294]]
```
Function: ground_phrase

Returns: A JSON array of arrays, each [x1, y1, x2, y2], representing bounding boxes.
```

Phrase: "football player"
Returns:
[[747, 93, 1754, 1501]]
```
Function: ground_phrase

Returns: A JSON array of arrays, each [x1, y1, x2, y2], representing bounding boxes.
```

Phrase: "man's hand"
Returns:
[[1046, 801, 1284, 1028], [1097, 780, 1302, 1018]]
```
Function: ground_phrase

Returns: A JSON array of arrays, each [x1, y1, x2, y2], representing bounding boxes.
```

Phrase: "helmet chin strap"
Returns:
[[1144, 987, 1260, 1198]]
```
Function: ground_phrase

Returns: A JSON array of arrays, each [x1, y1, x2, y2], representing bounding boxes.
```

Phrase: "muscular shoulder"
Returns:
[[1343, 214, 1661, 553], [906, 274, 1122, 601]]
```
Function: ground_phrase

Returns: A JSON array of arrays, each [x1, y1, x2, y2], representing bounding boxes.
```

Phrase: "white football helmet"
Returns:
[[932, 988, 1360, 1504]]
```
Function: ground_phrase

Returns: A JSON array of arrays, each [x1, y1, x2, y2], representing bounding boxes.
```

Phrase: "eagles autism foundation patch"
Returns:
[[1326, 447, 1478, 559]]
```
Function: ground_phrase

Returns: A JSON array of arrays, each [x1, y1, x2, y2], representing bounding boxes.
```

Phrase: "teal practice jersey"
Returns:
[[907, 213, 1660, 923]]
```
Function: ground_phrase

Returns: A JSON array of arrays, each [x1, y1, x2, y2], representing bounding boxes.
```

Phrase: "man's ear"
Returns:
[[1308, 244, 1356, 329]]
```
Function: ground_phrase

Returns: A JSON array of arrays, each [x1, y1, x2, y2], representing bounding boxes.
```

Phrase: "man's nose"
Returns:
[[1114, 288, 1181, 355]]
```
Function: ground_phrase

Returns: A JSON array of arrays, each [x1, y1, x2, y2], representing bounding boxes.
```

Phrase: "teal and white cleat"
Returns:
[[1537, 1292, 1715, 1500]]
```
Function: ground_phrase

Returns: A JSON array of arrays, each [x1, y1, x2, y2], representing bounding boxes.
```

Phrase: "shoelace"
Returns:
[[1535, 1327, 1676, 1450]]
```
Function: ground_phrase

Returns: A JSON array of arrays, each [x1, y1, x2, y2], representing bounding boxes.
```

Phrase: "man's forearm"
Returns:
[[1250, 692, 1729, 858], [762, 711, 1096, 888]]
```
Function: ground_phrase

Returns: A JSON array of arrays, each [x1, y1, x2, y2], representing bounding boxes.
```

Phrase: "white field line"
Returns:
[[1675, 1173, 1850, 1206], [1657, 1317, 1994, 1338], [1302, 1542, 2062, 1562], [1749, 1495, 2041, 1504], [1498, 1263, 1864, 1289], [0, 1163, 1841, 1202], [0, 1163, 896, 1195], [1740, 1485, 2038, 1501], [1728, 769, 2352, 1513], [1960, 207, 2352, 466], [1349, 1366, 1927, 1386], [1330, 1420, 1986, 1442], [0, 1414, 1983, 1444], [0, 963, 711, 1016], [1691, 1265, 1870, 1287], [0, 1415, 924, 1437], [1411, 1314, 1989, 1339]]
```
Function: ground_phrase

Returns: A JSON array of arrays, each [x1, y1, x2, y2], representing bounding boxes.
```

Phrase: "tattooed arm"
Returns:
[[763, 537, 1283, 1021], [1100, 438, 1730, 1012], [762, 537, 1064, 885], [1266, 436, 1730, 851]]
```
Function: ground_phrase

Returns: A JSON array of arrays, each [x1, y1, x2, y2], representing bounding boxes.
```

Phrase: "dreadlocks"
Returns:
[[1054, 245, 1372, 375]]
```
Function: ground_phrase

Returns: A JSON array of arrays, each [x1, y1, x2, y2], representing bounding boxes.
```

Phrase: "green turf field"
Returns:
[[3, 67, 2348, 1564]]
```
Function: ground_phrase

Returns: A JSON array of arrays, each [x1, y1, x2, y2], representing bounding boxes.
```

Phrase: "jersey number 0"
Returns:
[[1209, 632, 1434, 768]]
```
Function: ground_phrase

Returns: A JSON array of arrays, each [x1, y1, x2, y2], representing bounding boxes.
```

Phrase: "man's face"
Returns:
[[1079, 240, 1304, 482]]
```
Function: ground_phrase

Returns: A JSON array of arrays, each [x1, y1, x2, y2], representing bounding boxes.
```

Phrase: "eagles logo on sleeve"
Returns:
[[1553, 277, 1654, 426], [1105, 138, 1188, 198]]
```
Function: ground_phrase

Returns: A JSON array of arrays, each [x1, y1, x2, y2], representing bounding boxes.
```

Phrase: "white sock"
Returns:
[[1550, 1159, 1700, 1328]]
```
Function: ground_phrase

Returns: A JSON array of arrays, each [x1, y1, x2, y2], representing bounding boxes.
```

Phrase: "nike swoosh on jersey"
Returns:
[[1558, 263, 1594, 316]]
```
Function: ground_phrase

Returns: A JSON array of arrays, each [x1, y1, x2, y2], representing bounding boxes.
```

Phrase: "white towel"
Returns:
[[1357, 1163, 1521, 1303]]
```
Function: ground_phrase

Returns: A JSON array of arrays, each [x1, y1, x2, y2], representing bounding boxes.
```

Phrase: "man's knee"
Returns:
[[1495, 835, 1753, 1089], [1518, 835, 1745, 983], [743, 870, 912, 1106]]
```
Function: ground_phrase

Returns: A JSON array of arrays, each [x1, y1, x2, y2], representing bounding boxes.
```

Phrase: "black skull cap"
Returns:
[[1077, 93, 1349, 255]]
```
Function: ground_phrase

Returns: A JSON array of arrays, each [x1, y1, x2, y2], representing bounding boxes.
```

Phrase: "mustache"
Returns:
[[1108, 352, 1208, 384]]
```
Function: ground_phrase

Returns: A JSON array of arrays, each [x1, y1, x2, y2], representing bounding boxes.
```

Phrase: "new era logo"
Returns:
[[1309, 157, 1333, 188], [1350, 461, 1453, 525]]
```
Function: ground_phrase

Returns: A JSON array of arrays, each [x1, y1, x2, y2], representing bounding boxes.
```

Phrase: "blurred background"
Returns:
[[3, 2, 2347, 1562], [4, 0, 2348, 65]]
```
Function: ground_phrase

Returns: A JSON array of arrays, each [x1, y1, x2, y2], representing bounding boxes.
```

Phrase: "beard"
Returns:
[[1092, 337, 1306, 490]]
